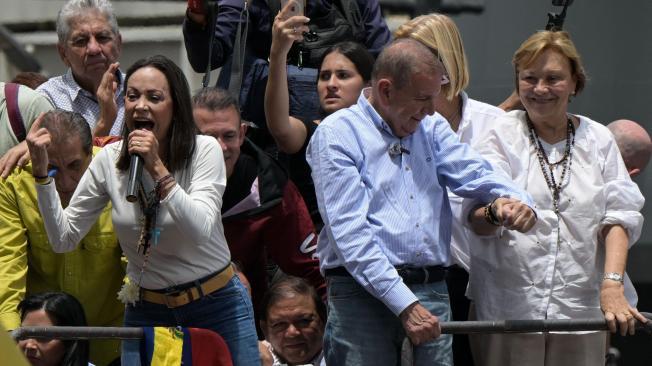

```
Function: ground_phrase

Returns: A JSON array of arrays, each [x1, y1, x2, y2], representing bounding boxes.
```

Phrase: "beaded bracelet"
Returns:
[[154, 174, 174, 199], [484, 200, 501, 226], [34, 176, 52, 185]]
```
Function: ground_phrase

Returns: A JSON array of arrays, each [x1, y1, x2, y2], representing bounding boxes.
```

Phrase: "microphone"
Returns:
[[126, 122, 147, 202], [126, 154, 143, 202], [388, 143, 410, 157]]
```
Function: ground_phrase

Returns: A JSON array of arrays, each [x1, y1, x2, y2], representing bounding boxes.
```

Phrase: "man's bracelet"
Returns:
[[484, 200, 501, 226], [34, 176, 52, 185]]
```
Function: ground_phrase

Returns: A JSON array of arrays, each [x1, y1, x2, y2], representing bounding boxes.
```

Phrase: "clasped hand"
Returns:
[[493, 197, 537, 232]]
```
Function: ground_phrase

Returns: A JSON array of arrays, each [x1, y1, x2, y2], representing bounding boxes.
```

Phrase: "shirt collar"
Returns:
[[358, 87, 396, 137], [61, 68, 89, 101], [61, 67, 125, 101]]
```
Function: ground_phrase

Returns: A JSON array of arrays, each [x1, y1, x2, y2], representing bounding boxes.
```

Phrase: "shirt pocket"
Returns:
[[81, 205, 119, 252]]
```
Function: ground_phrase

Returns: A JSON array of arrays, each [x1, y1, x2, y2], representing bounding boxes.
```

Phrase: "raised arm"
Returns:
[[182, 0, 245, 72], [27, 115, 108, 252], [264, 3, 310, 154]]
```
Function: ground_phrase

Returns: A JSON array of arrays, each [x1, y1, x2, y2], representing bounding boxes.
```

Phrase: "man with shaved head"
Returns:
[[608, 119, 652, 177], [307, 38, 538, 365]]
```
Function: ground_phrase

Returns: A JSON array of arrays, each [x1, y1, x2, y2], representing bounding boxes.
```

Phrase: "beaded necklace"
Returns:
[[117, 174, 172, 305], [527, 115, 576, 214]]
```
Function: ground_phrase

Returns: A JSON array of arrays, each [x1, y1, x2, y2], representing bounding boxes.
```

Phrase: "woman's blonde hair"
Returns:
[[513, 30, 587, 95], [394, 13, 469, 101]]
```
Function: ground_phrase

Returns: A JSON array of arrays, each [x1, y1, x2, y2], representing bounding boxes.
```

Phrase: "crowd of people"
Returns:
[[0, 0, 650, 366]]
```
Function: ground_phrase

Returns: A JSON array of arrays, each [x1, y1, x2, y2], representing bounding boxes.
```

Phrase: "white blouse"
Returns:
[[444, 92, 506, 270], [36, 135, 230, 290], [467, 110, 644, 321]]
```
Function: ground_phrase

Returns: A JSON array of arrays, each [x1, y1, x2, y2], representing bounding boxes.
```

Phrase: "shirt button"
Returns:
[[416, 252, 422, 257], [405, 166, 410, 171], [410, 195, 414, 199], [416, 223, 420, 228]]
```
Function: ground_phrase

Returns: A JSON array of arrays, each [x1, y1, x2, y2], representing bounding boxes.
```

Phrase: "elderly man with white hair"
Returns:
[[38, 0, 124, 137]]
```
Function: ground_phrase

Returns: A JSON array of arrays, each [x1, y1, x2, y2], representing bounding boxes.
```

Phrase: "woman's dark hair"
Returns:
[[18, 292, 89, 366], [260, 276, 326, 324], [318, 41, 375, 83], [117, 55, 197, 173]]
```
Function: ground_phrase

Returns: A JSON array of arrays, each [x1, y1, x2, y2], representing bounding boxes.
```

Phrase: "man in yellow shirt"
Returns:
[[0, 110, 124, 366]]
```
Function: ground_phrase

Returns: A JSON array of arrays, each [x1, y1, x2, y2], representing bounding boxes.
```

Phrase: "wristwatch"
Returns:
[[603, 272, 624, 283]]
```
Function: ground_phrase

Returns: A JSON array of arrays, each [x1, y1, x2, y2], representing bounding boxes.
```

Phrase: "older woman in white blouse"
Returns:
[[466, 31, 646, 366]]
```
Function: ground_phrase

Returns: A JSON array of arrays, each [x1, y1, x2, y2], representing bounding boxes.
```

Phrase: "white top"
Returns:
[[443, 92, 506, 270], [467, 110, 644, 321], [261, 340, 325, 366], [35, 135, 230, 289]]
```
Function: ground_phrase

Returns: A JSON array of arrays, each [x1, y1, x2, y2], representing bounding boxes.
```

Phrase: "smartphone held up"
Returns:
[[281, 0, 306, 17]]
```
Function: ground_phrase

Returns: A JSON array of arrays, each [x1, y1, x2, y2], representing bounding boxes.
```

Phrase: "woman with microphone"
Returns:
[[26, 55, 260, 366]]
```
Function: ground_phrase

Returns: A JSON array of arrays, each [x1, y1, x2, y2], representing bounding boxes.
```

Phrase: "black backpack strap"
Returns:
[[202, 1, 219, 87], [227, 1, 250, 102], [4, 83, 26, 142]]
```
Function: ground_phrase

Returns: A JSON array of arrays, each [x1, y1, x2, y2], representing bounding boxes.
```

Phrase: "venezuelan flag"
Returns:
[[139, 327, 233, 366]]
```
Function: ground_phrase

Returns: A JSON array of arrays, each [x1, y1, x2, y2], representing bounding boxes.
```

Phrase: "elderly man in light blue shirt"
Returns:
[[307, 38, 537, 365]]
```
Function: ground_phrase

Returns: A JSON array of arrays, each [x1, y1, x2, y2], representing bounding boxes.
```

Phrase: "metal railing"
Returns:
[[11, 313, 652, 341]]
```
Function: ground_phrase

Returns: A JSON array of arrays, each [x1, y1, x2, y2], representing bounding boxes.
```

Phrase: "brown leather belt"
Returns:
[[325, 265, 448, 285], [141, 265, 234, 308]]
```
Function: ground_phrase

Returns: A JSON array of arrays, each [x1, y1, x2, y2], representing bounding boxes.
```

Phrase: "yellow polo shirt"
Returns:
[[0, 147, 125, 366]]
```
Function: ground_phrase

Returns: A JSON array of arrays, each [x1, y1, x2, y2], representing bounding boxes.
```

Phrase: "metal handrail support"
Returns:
[[442, 312, 652, 335]]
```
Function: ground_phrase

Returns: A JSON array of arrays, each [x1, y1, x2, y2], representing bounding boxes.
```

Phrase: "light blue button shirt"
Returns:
[[307, 89, 534, 316], [37, 68, 125, 135]]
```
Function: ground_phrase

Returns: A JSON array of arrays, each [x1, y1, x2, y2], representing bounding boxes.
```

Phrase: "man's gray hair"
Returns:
[[372, 38, 443, 90], [41, 110, 93, 155], [56, 0, 119, 44]]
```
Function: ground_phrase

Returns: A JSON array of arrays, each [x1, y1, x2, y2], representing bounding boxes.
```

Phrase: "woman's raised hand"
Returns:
[[270, 0, 310, 58], [25, 112, 51, 178]]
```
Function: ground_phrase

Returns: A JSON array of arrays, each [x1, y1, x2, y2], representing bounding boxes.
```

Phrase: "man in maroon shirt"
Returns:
[[192, 87, 325, 327]]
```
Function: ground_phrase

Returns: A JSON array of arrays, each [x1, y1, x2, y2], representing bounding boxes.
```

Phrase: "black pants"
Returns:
[[446, 265, 475, 366]]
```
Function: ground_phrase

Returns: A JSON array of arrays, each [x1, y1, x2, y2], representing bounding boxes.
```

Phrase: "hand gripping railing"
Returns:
[[400, 312, 652, 366]]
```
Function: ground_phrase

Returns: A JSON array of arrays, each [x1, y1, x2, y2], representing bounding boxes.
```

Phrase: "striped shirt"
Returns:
[[37, 68, 125, 135], [307, 89, 534, 316]]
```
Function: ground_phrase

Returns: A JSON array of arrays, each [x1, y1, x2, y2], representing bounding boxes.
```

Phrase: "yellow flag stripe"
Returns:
[[150, 327, 184, 366]]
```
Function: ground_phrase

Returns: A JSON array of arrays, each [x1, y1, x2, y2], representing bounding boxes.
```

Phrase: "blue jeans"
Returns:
[[324, 276, 452, 366], [121, 275, 260, 366]]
